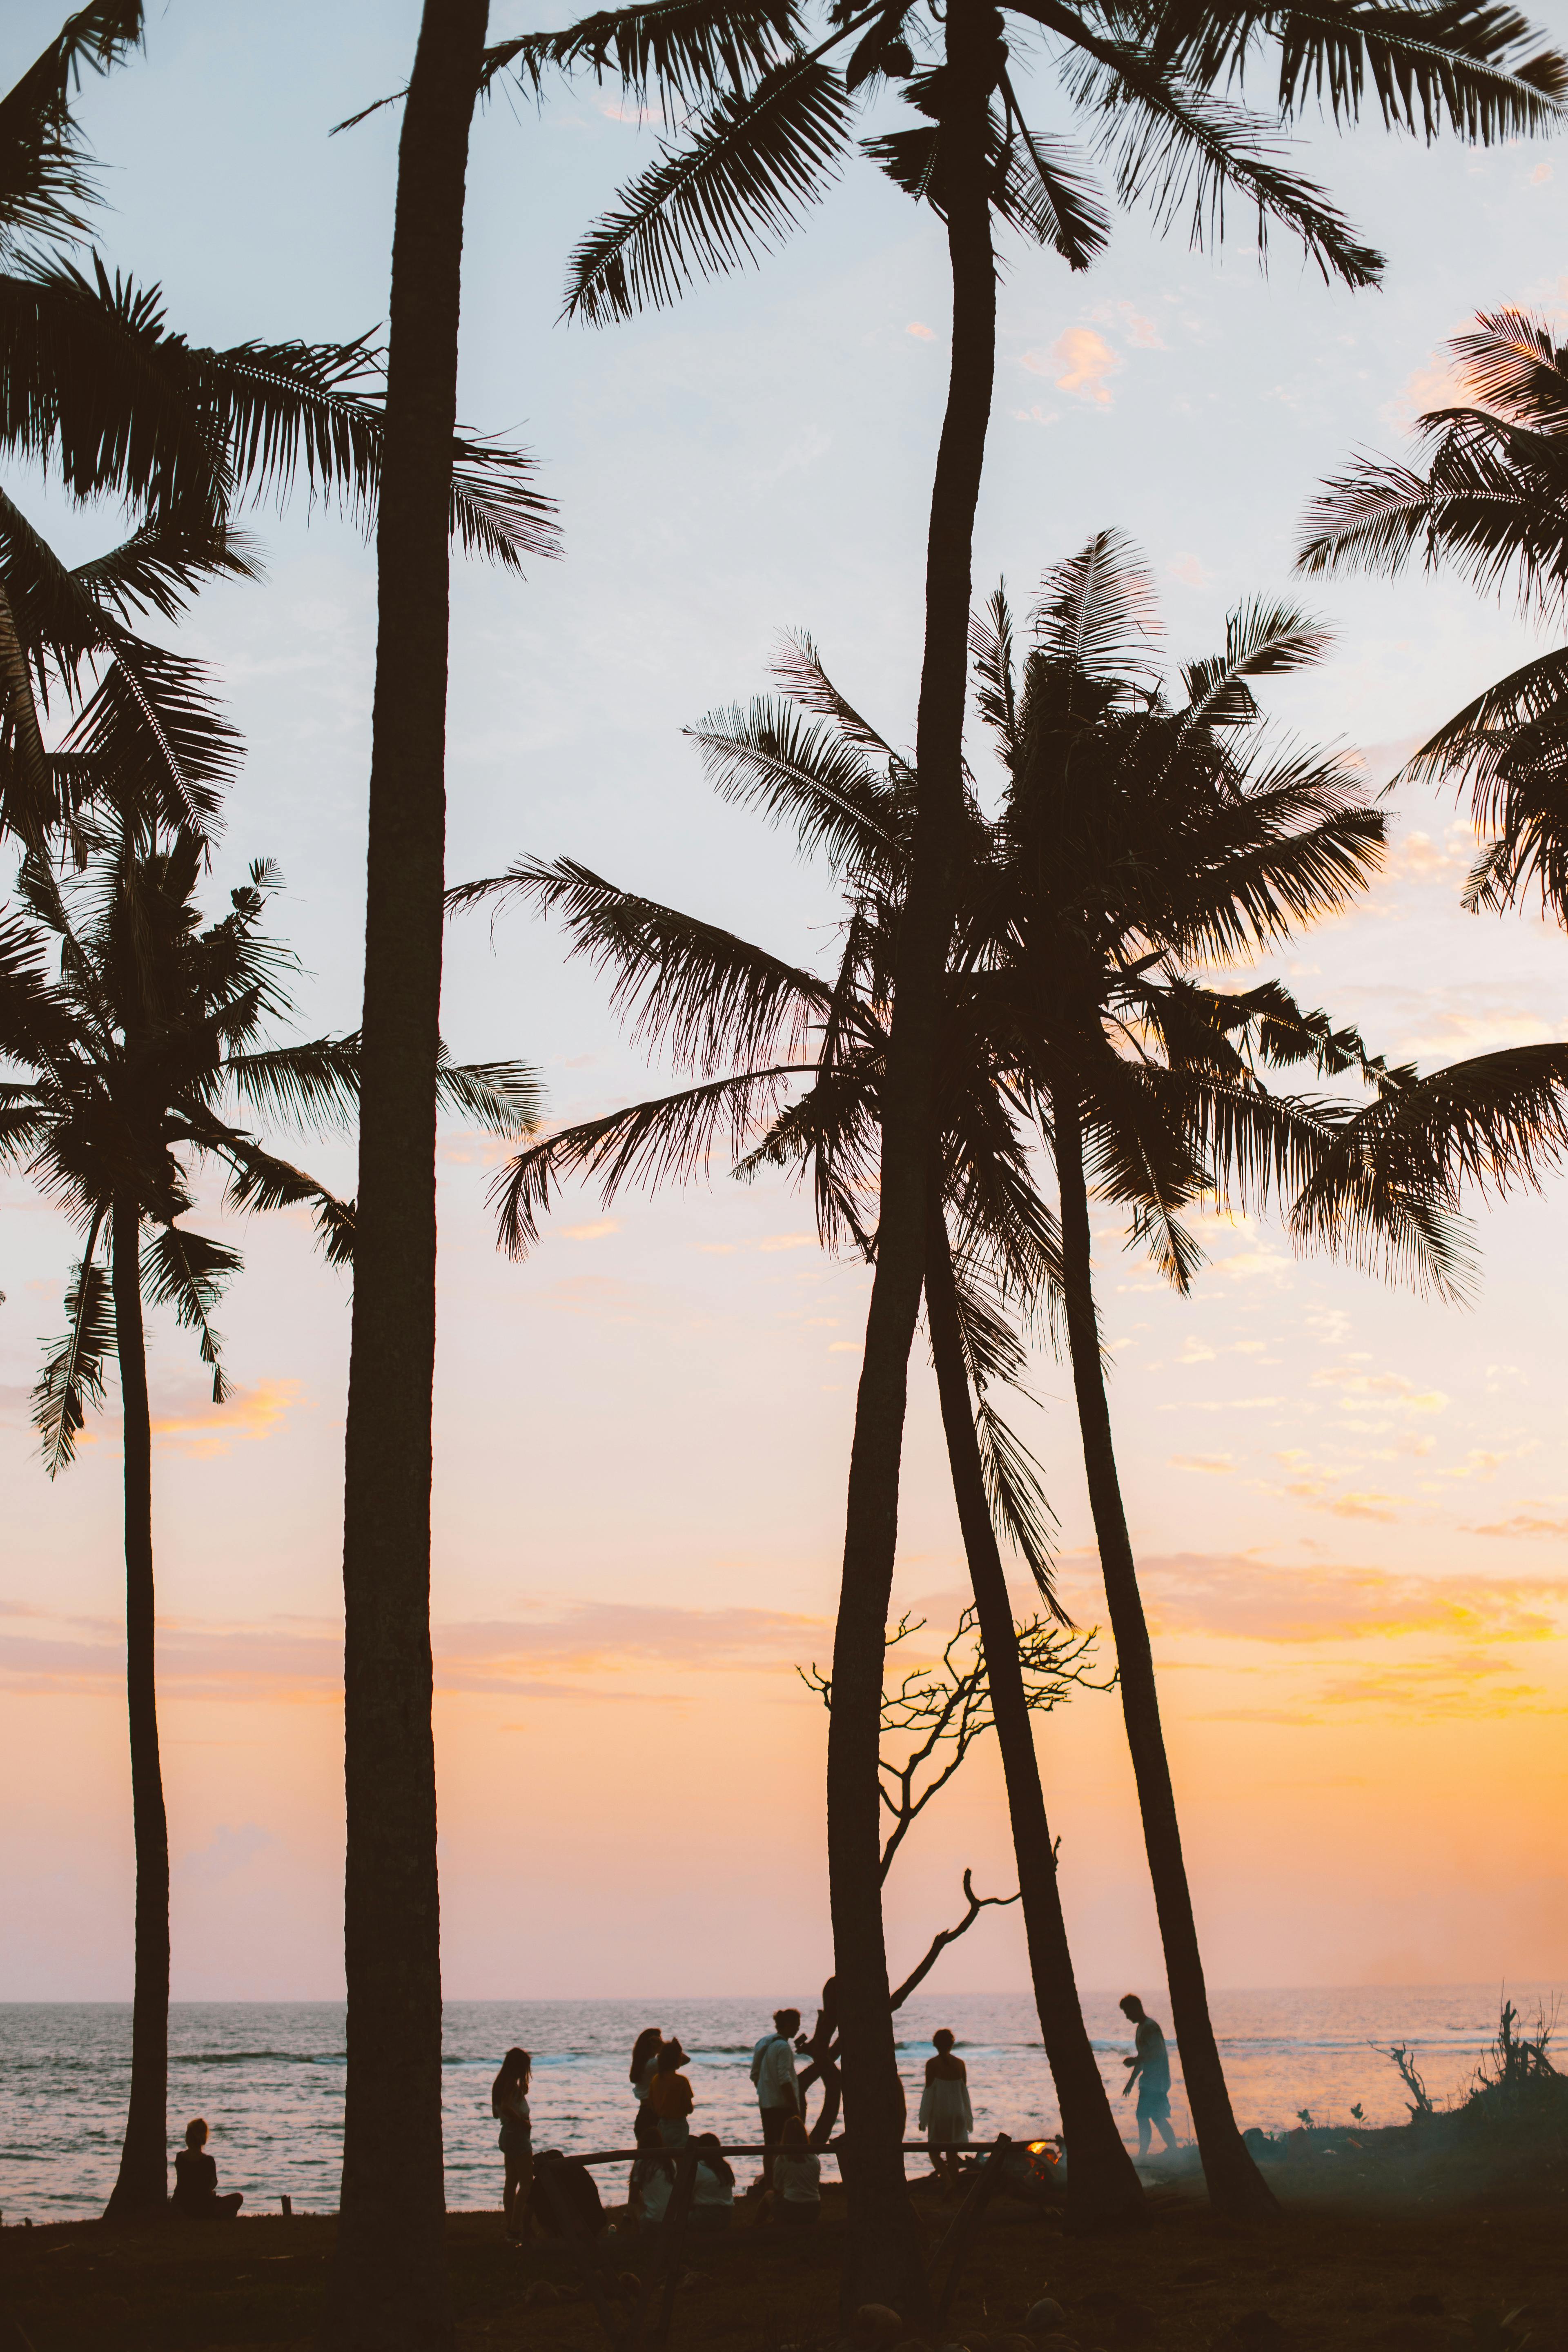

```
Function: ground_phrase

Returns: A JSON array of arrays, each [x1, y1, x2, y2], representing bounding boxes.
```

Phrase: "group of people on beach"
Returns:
[[486, 2007, 990, 2241], [162, 1995, 1170, 2230]]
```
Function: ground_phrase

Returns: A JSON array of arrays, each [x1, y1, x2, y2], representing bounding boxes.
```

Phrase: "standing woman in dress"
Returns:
[[492, 2047, 534, 2236], [918, 2029, 972, 2192]]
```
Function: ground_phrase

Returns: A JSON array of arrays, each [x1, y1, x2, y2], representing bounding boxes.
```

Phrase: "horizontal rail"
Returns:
[[545, 2141, 996, 2167]]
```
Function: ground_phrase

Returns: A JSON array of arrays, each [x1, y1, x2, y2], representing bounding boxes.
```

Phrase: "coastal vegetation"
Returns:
[[4, 2, 1568, 2349]]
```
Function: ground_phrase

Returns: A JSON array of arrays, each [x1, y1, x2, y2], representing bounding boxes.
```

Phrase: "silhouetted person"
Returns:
[[1120, 1993, 1176, 2158], [646, 2036, 695, 2146], [491, 2046, 533, 2237], [751, 2007, 801, 2189], [919, 2027, 973, 2190], [172, 2119, 243, 2219], [628, 2026, 665, 2215], [768, 2113, 820, 2228], [691, 2132, 735, 2232]]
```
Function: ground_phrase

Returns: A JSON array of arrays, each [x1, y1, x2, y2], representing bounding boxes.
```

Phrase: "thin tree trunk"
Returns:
[[826, 0, 1001, 2316], [924, 1212, 1146, 2228], [1051, 1087, 1276, 2219], [332, 5, 488, 2340], [104, 1198, 169, 2223]]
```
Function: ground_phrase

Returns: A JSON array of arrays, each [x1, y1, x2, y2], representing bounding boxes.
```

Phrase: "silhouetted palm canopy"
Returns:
[[0, 833, 356, 1458], [1296, 307, 1568, 1239], [452, 535, 1451, 1522], [0, 5, 558, 855], [0, 829, 538, 1464], [484, 0, 1568, 321]]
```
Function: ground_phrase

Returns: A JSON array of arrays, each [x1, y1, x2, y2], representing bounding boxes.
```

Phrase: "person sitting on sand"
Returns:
[[172, 2120, 243, 2220], [533, 2149, 610, 2242], [768, 2113, 820, 2229], [646, 2037, 695, 2146], [491, 2046, 534, 2238], [1120, 1993, 1177, 2158], [691, 2132, 735, 2232], [918, 2028, 973, 2190]]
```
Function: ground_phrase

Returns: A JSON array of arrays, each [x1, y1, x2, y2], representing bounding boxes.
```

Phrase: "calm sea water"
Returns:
[[0, 1987, 1553, 2222]]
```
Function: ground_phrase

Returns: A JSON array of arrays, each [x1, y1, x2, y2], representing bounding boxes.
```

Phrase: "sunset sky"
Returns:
[[2, 0, 1567, 2007]]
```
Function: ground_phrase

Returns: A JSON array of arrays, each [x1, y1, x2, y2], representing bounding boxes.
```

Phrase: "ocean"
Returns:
[[0, 1987, 1551, 2222]]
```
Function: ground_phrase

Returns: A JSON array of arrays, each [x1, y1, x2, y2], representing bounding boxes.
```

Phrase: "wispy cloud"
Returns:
[[0, 1598, 831, 1703], [1084, 1551, 1568, 1645]]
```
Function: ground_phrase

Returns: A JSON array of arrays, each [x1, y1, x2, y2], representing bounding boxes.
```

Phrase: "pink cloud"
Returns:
[[1021, 328, 1121, 406]]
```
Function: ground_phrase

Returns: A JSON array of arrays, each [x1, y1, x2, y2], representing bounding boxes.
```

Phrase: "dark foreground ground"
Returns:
[[3, 2131, 1566, 2352]]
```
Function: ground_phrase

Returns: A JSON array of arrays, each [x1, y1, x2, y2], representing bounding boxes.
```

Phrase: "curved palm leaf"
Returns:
[[564, 56, 857, 323], [140, 1222, 240, 1400], [1146, 2, 1566, 137], [450, 855, 831, 1069], [1036, 7, 1384, 286], [33, 1212, 112, 1476], [0, 3, 143, 264], [489, 1063, 810, 1254], [687, 697, 905, 873]]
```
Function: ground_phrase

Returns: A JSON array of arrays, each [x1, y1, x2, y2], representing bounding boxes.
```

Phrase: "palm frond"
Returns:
[[489, 1064, 807, 1254], [1036, 8, 1384, 287], [996, 77, 1109, 267], [1178, 597, 1334, 732], [140, 1221, 240, 1400], [57, 638, 241, 837], [33, 1216, 112, 1476], [0, 3, 143, 263], [486, 0, 802, 107], [687, 695, 904, 872], [563, 56, 856, 323], [1153, 2, 1568, 140], [973, 1391, 1065, 1619], [1032, 527, 1161, 683], [449, 855, 831, 1071], [769, 628, 898, 758], [970, 586, 1019, 753], [1445, 305, 1568, 429], [224, 1033, 362, 1134], [436, 1049, 543, 1136]]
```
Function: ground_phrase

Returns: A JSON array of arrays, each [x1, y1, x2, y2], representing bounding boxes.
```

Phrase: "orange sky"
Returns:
[[3, 0, 1568, 2007]]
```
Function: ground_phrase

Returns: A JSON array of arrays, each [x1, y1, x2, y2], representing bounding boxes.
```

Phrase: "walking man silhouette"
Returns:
[[1120, 1993, 1177, 2158]]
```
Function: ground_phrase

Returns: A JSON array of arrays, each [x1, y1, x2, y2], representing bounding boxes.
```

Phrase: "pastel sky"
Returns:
[[3, 1, 1568, 2005]]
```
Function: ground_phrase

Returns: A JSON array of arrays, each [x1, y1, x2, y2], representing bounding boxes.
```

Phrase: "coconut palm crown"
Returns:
[[501, 0, 1568, 325], [1294, 307, 1568, 1249]]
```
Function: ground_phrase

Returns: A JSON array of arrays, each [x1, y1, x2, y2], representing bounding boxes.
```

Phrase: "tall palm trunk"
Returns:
[[924, 1212, 1145, 2227], [332, 5, 488, 2340], [1052, 1087, 1276, 2219], [827, 0, 1001, 2315], [104, 1197, 169, 2222]]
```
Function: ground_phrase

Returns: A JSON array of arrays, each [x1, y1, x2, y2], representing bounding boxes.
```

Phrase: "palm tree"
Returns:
[[952, 537, 1474, 2214], [0, 828, 358, 2220], [452, 572, 1422, 2216], [0, 6, 555, 2308], [519, 5, 1563, 2272], [0, 826, 536, 2223]]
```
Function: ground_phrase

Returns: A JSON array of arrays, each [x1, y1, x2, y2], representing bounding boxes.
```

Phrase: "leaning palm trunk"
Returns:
[[826, 0, 1000, 2315], [103, 1198, 170, 2223], [1052, 1089, 1275, 2219], [334, 4, 489, 2339], [925, 1214, 1145, 2225]]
